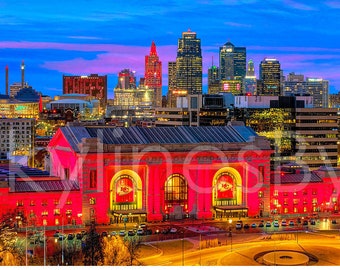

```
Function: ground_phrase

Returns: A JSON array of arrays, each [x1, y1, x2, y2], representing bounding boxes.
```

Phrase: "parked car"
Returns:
[[137, 228, 144, 235], [58, 234, 66, 241], [251, 223, 257, 228], [281, 220, 287, 226], [139, 223, 147, 229], [235, 221, 243, 229], [310, 219, 316, 225], [170, 227, 178, 233], [101, 231, 108, 237], [258, 222, 264, 227], [265, 221, 271, 227], [302, 220, 308, 226], [110, 231, 117, 236], [154, 229, 160, 234], [244, 224, 250, 229], [76, 233, 82, 240], [128, 230, 135, 236], [289, 220, 295, 226], [119, 230, 126, 236], [67, 233, 75, 240], [145, 229, 152, 235], [332, 220, 337, 224], [53, 231, 60, 238], [273, 220, 279, 227]]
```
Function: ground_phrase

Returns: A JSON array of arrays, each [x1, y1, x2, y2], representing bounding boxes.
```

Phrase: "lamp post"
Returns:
[[228, 218, 232, 252], [181, 232, 184, 266], [43, 219, 47, 266]]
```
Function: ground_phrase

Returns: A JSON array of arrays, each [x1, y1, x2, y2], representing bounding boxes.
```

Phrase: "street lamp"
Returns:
[[228, 219, 232, 252], [181, 231, 184, 266], [43, 219, 47, 266]]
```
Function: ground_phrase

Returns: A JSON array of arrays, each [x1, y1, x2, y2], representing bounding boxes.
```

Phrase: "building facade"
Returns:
[[175, 29, 202, 95], [258, 58, 282, 96], [144, 41, 162, 107], [63, 74, 107, 109]]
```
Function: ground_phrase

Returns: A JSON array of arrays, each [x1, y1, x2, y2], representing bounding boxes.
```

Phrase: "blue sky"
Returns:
[[0, 0, 340, 98]]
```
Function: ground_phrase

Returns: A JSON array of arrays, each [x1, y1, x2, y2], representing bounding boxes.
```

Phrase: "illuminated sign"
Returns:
[[216, 172, 235, 199], [115, 175, 134, 203]]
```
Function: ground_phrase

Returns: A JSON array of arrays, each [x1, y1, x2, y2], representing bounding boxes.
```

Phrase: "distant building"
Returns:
[[167, 61, 177, 107], [243, 60, 257, 95], [258, 58, 282, 96], [0, 96, 40, 119], [9, 82, 29, 98], [208, 65, 220, 94], [63, 74, 107, 109], [306, 78, 329, 108], [0, 118, 35, 165], [144, 41, 162, 107], [175, 29, 202, 95], [219, 41, 246, 82]]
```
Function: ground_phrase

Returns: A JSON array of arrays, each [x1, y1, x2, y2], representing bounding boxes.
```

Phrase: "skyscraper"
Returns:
[[306, 78, 329, 108], [219, 41, 246, 81], [167, 61, 177, 107], [258, 58, 282, 96], [144, 41, 162, 107], [175, 29, 202, 95], [243, 60, 257, 95], [208, 65, 220, 94]]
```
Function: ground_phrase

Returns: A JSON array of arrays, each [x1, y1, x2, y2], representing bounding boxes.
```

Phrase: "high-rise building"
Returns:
[[175, 29, 202, 95], [243, 60, 257, 95], [208, 65, 220, 94], [63, 74, 107, 108], [258, 58, 282, 96], [167, 61, 177, 107], [283, 72, 307, 96], [144, 41, 162, 107], [306, 78, 329, 108], [117, 69, 137, 90], [219, 41, 246, 81]]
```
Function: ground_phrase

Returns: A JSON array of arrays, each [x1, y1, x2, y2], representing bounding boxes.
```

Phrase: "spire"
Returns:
[[150, 41, 157, 56]]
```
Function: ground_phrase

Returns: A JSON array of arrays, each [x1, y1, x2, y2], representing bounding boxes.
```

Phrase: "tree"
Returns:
[[124, 235, 142, 266], [82, 224, 103, 266], [102, 236, 130, 265], [0, 228, 25, 266]]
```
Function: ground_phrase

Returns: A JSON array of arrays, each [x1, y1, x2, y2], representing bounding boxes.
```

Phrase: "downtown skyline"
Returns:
[[0, 0, 340, 98]]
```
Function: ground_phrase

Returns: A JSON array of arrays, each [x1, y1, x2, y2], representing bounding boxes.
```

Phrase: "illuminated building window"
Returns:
[[90, 198, 96, 205], [30, 200, 35, 206], [66, 199, 72, 205], [284, 208, 288, 213], [303, 207, 307, 213], [312, 198, 318, 205], [273, 190, 278, 197], [283, 198, 288, 205], [294, 207, 298, 213], [66, 210, 72, 216], [293, 190, 298, 196], [333, 188, 337, 194], [16, 200, 24, 207], [29, 210, 35, 218], [258, 166, 264, 183], [54, 199, 59, 205], [258, 191, 263, 198], [54, 209, 60, 215], [312, 189, 317, 195], [42, 210, 48, 216], [303, 199, 308, 205], [283, 192, 288, 196], [42, 200, 48, 206], [293, 199, 299, 205], [273, 199, 278, 205], [165, 174, 188, 204], [332, 197, 337, 203], [90, 170, 97, 189]]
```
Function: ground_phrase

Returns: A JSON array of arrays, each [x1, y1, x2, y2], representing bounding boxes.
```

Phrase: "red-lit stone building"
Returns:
[[1, 126, 340, 228], [47, 124, 272, 225], [62, 74, 107, 108]]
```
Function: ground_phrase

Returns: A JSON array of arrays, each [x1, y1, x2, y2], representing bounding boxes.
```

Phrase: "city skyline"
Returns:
[[0, 0, 340, 98]]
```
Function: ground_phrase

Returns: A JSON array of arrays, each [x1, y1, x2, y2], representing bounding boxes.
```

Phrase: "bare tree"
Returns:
[[102, 236, 130, 265], [82, 224, 103, 266], [124, 235, 142, 266]]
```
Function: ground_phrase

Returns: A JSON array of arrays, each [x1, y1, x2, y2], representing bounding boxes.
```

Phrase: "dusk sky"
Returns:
[[0, 0, 340, 99]]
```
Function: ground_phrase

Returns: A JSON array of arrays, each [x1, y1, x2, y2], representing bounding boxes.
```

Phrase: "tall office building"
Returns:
[[63, 74, 107, 108], [283, 72, 307, 96], [144, 41, 162, 107], [306, 78, 329, 108], [167, 62, 177, 107], [219, 41, 246, 81], [243, 59, 257, 95], [208, 65, 220, 94], [258, 58, 282, 96], [175, 29, 202, 95]]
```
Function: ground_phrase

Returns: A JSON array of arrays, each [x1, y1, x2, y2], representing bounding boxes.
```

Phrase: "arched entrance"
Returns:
[[109, 170, 145, 224], [212, 167, 247, 218], [164, 173, 188, 220]]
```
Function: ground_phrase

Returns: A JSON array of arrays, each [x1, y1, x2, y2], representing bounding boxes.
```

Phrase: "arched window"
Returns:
[[165, 174, 187, 203]]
